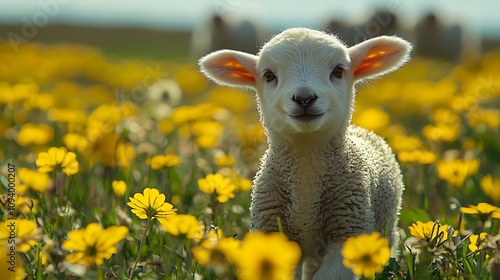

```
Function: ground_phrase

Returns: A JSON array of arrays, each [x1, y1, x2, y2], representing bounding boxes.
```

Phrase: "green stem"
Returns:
[[51, 171, 60, 210], [129, 217, 152, 280], [211, 196, 220, 227], [96, 265, 103, 279]]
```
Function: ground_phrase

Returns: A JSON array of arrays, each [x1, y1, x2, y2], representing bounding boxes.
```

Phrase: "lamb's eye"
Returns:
[[263, 70, 277, 82], [331, 65, 344, 79]]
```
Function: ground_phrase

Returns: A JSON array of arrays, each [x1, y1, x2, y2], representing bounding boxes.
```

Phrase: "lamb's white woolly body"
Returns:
[[253, 127, 402, 278], [199, 27, 410, 280]]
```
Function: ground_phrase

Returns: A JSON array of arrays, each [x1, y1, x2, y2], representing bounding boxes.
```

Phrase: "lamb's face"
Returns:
[[255, 29, 354, 135], [199, 27, 412, 139]]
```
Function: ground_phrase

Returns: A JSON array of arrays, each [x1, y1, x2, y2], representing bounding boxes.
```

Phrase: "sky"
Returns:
[[0, 0, 499, 36]]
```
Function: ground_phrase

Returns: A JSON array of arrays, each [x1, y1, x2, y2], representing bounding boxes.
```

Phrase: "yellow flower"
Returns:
[[18, 168, 51, 193], [88, 132, 118, 167], [389, 134, 423, 152], [480, 175, 500, 202], [192, 227, 222, 245], [26, 93, 55, 111], [0, 246, 26, 279], [63, 133, 92, 154], [462, 138, 477, 151], [209, 87, 253, 113], [237, 178, 253, 192], [451, 95, 477, 113], [468, 232, 488, 252], [408, 221, 450, 243], [436, 159, 480, 187], [460, 202, 500, 220], [38, 240, 55, 266], [421, 108, 461, 142], [198, 174, 236, 203], [171, 103, 219, 124], [353, 107, 390, 134], [36, 147, 79, 176], [468, 108, 500, 130], [0, 82, 37, 105], [192, 120, 222, 135], [119, 102, 137, 117], [342, 232, 391, 278], [112, 180, 127, 197], [174, 67, 207, 94], [192, 236, 241, 274], [0, 194, 37, 215], [87, 104, 122, 130], [398, 149, 438, 165], [422, 124, 459, 142], [62, 223, 128, 267], [217, 168, 253, 192], [116, 142, 136, 169], [0, 219, 42, 252], [16, 123, 54, 146], [192, 120, 223, 149], [17, 196, 38, 214], [215, 154, 236, 167], [236, 231, 301, 280], [195, 134, 219, 149], [127, 188, 177, 220], [239, 123, 266, 148], [432, 108, 460, 125], [48, 108, 87, 124], [158, 118, 175, 135], [159, 214, 203, 239], [148, 154, 181, 170]]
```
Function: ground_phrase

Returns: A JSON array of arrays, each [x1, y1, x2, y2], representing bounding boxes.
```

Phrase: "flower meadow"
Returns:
[[0, 40, 499, 280]]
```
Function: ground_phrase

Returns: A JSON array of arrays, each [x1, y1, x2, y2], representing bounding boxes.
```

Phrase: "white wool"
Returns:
[[199, 27, 411, 280]]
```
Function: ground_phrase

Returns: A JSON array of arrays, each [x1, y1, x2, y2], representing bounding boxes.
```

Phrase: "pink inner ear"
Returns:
[[223, 61, 256, 84], [354, 47, 400, 77]]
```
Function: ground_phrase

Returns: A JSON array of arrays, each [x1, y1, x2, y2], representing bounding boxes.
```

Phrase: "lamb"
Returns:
[[199, 27, 410, 279]]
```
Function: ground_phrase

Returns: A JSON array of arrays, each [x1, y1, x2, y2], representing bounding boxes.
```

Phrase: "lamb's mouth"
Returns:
[[291, 113, 324, 122]]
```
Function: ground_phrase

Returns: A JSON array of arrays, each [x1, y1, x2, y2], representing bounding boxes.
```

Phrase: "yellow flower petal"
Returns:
[[128, 188, 177, 220], [236, 231, 301, 280], [342, 232, 391, 278], [198, 174, 236, 204], [62, 223, 128, 267], [112, 180, 127, 197]]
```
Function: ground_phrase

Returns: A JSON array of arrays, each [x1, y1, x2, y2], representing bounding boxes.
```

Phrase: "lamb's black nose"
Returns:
[[292, 93, 317, 109]]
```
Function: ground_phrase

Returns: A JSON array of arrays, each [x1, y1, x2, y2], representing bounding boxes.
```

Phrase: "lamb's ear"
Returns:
[[199, 50, 258, 90], [348, 36, 412, 81]]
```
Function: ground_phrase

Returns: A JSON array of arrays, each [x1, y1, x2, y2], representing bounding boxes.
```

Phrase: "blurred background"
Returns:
[[1, 0, 500, 61]]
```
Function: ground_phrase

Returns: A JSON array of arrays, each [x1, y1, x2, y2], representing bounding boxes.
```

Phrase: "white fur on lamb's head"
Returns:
[[199, 27, 411, 137]]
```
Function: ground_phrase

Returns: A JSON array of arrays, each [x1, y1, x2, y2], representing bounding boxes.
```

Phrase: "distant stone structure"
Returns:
[[414, 13, 464, 61], [323, 11, 482, 62], [191, 15, 259, 58]]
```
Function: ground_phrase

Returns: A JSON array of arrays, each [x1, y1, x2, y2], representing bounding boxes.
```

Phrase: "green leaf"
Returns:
[[376, 258, 401, 280], [400, 206, 432, 226]]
